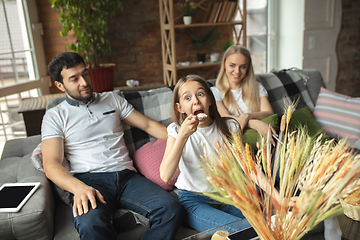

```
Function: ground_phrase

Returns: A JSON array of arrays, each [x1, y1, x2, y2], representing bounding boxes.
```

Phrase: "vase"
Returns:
[[183, 16, 192, 25]]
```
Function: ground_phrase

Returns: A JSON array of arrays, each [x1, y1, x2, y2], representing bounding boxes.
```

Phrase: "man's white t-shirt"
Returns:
[[41, 91, 136, 174], [211, 82, 268, 116]]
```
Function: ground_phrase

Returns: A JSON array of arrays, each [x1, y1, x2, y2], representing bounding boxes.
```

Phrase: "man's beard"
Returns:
[[64, 85, 93, 102]]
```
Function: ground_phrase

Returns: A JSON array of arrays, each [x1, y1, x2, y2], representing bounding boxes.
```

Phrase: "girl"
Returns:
[[159, 74, 252, 233], [211, 45, 277, 145]]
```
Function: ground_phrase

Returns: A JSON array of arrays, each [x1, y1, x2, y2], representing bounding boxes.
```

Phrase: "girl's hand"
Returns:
[[179, 114, 199, 139]]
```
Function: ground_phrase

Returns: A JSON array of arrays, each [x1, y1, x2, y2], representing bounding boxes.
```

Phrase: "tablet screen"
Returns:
[[0, 182, 40, 212]]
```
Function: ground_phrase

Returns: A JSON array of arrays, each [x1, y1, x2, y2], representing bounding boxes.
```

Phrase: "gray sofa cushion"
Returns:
[[0, 135, 54, 240]]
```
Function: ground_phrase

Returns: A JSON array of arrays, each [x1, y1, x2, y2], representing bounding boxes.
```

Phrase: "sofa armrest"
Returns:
[[0, 135, 55, 240]]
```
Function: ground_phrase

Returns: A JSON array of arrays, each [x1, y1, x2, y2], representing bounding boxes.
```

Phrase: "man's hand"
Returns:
[[72, 185, 106, 218]]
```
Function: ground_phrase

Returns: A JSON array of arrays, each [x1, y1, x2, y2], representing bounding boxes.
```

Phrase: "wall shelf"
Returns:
[[159, 0, 247, 86], [174, 21, 244, 28], [176, 61, 220, 70]]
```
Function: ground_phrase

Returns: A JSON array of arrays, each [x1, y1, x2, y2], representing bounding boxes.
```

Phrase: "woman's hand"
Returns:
[[249, 119, 277, 146]]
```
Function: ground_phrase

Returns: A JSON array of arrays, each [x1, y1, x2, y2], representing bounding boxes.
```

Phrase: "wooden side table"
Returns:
[[18, 93, 65, 136], [114, 82, 166, 92]]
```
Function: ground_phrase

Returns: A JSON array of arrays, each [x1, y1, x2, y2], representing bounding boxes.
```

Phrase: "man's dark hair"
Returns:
[[48, 52, 86, 83]]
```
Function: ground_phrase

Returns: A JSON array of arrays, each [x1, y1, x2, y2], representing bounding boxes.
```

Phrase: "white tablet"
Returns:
[[0, 182, 40, 212]]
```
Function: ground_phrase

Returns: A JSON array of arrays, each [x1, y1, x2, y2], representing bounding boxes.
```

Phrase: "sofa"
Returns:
[[1, 68, 358, 240]]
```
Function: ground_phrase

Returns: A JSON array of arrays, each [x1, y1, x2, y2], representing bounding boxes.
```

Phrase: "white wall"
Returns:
[[268, 0, 304, 71]]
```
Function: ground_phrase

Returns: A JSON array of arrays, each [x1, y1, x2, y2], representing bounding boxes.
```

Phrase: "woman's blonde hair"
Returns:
[[216, 45, 260, 115], [171, 74, 235, 139]]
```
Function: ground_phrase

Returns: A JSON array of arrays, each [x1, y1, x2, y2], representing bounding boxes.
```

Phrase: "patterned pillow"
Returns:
[[133, 139, 179, 190], [313, 88, 360, 140], [258, 69, 316, 115], [119, 88, 173, 157]]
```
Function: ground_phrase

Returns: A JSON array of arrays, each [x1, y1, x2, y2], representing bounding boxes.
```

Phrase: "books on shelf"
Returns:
[[213, 1, 223, 22], [207, 0, 238, 23], [226, 1, 238, 22], [218, 1, 228, 22], [208, 2, 219, 23]]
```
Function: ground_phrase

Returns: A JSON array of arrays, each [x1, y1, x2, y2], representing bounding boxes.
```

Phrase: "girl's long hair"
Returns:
[[216, 45, 260, 115], [171, 74, 236, 140]]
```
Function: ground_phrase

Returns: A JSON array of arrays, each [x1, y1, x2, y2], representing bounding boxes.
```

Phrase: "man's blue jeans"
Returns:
[[70, 170, 184, 240], [178, 190, 251, 233]]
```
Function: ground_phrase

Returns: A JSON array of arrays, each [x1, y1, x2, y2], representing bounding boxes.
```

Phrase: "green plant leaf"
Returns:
[[50, 0, 123, 67], [186, 27, 221, 52]]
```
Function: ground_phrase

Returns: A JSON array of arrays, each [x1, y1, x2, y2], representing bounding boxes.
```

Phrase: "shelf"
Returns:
[[159, 0, 246, 86], [176, 61, 220, 70], [175, 21, 244, 28]]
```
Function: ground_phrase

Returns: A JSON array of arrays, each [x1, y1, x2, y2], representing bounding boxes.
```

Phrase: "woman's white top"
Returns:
[[167, 120, 237, 193], [211, 82, 268, 116]]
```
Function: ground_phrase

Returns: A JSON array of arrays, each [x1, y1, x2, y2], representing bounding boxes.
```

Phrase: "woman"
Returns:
[[211, 45, 277, 145]]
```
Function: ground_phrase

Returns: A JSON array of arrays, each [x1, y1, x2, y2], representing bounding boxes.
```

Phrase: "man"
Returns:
[[42, 52, 183, 240]]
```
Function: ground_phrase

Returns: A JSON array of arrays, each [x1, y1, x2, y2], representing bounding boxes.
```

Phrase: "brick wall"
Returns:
[[36, 0, 231, 91], [36, 0, 77, 93], [336, 0, 360, 97]]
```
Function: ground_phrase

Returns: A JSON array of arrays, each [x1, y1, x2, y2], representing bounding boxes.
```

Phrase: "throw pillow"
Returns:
[[313, 88, 360, 140], [31, 143, 72, 205], [133, 139, 179, 191], [242, 113, 279, 150], [258, 69, 315, 115], [31, 143, 71, 173], [288, 106, 329, 141], [120, 87, 173, 157]]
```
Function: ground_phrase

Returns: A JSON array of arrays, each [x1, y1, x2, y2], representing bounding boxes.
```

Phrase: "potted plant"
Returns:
[[50, 0, 123, 92], [179, 0, 196, 25], [222, 39, 235, 52], [186, 27, 221, 63]]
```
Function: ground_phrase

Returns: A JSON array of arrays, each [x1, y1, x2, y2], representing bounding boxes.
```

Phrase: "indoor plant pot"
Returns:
[[181, 0, 195, 25], [196, 53, 206, 63], [183, 16, 192, 25], [186, 27, 221, 63], [88, 64, 115, 93]]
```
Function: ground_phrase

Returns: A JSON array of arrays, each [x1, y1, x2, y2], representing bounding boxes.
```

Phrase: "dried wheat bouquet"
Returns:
[[201, 103, 360, 240]]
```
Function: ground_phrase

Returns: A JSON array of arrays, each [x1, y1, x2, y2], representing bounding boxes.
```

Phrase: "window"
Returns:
[[236, 0, 268, 74], [0, 0, 49, 151]]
